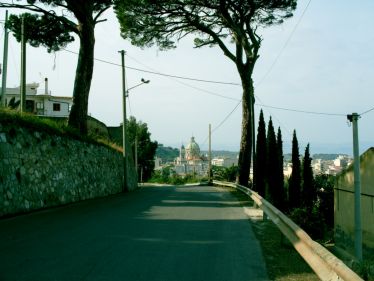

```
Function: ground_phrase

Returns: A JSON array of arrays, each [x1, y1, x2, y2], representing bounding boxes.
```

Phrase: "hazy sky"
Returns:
[[1, 0, 373, 155]]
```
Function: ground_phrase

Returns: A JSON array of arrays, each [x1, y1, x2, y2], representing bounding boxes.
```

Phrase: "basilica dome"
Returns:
[[185, 137, 201, 161]]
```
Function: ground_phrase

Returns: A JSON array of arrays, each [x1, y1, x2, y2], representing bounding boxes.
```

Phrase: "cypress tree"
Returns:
[[289, 130, 301, 209], [266, 117, 278, 205], [302, 144, 315, 210], [254, 109, 266, 196], [276, 127, 286, 210]]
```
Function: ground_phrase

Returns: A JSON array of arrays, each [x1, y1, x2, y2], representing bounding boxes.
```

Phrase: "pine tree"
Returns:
[[254, 110, 266, 196], [266, 117, 278, 205], [289, 130, 302, 209], [276, 127, 286, 210], [115, 0, 297, 186], [302, 144, 315, 210]]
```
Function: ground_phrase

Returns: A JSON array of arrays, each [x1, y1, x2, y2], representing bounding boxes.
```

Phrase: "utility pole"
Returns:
[[347, 113, 362, 261], [208, 124, 212, 183], [135, 135, 138, 182], [251, 95, 256, 186], [1, 10, 9, 107], [119, 50, 128, 192], [20, 15, 26, 113]]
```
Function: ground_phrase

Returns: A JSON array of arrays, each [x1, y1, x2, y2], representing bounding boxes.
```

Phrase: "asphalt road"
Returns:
[[0, 185, 268, 281]]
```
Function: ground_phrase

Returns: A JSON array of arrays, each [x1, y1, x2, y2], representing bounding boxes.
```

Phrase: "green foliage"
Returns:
[[289, 130, 301, 209], [7, 13, 74, 53], [212, 165, 238, 182], [225, 165, 238, 182], [277, 127, 286, 208], [148, 167, 201, 185], [312, 154, 343, 161], [6, 97, 21, 110], [114, 0, 296, 185], [156, 144, 179, 163], [315, 174, 334, 229], [264, 118, 286, 211], [114, 0, 297, 50], [127, 116, 158, 182], [254, 109, 267, 196], [289, 206, 325, 241], [302, 144, 316, 210], [0, 108, 120, 152], [288, 174, 335, 242], [266, 117, 280, 206], [0, 1, 115, 134]]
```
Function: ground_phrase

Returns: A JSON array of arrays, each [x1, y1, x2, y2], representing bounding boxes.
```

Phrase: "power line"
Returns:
[[62, 47, 356, 119], [62, 48, 241, 86], [254, 94, 292, 137], [212, 100, 242, 134], [125, 53, 241, 101], [201, 100, 242, 146], [256, 0, 312, 87], [360, 106, 374, 116], [256, 103, 346, 117]]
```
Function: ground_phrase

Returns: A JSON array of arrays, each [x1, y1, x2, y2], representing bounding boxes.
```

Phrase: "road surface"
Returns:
[[0, 185, 268, 281]]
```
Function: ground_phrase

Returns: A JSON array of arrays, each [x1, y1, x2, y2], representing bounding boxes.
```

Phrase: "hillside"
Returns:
[[156, 144, 179, 162]]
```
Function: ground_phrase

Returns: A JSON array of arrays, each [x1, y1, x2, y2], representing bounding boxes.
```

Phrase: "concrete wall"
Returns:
[[334, 147, 374, 259], [0, 122, 137, 217]]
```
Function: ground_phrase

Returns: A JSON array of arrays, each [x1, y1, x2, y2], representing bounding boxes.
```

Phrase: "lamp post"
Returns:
[[347, 113, 362, 261], [1, 10, 9, 107], [127, 78, 150, 92], [119, 50, 127, 191], [118, 49, 149, 191], [127, 78, 150, 184]]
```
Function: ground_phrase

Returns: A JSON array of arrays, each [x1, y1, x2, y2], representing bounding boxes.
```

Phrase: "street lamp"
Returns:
[[127, 78, 150, 93], [127, 78, 150, 182], [119, 49, 150, 192], [127, 78, 150, 184]]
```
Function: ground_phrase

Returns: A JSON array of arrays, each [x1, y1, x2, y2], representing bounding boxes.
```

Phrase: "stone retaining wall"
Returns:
[[0, 122, 136, 217]]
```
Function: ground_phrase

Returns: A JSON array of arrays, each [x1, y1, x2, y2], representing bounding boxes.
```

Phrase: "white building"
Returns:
[[2, 79, 72, 118], [174, 137, 208, 176], [154, 157, 162, 170], [211, 157, 237, 167]]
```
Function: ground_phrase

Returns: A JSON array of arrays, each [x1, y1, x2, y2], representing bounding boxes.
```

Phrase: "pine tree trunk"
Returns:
[[237, 76, 254, 187], [68, 20, 95, 134]]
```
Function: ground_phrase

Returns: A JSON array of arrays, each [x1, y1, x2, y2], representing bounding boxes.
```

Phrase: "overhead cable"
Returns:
[[256, 103, 346, 117], [256, 0, 312, 87], [62, 48, 241, 86], [212, 100, 242, 133], [360, 106, 374, 116], [62, 48, 359, 119]]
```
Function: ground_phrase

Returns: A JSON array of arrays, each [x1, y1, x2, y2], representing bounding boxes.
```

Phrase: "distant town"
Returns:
[[155, 140, 353, 177]]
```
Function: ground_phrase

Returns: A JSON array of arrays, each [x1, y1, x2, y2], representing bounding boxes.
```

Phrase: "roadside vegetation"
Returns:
[[148, 166, 206, 185], [230, 189, 319, 281], [0, 108, 122, 152], [251, 109, 335, 243]]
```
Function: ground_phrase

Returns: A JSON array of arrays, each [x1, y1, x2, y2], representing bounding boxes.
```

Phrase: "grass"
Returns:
[[227, 187, 373, 281], [251, 218, 319, 281], [231, 189, 320, 281], [0, 108, 122, 152]]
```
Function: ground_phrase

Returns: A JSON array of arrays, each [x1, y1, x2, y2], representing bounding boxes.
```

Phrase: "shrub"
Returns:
[[289, 206, 325, 240]]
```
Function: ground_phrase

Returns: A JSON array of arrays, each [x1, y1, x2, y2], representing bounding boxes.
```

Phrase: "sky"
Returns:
[[0, 0, 373, 155]]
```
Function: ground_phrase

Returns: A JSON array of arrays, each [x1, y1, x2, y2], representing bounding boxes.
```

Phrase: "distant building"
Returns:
[[335, 147, 374, 259], [211, 157, 237, 167], [1, 79, 72, 118], [283, 163, 293, 177], [311, 155, 352, 176], [312, 159, 322, 174], [174, 137, 208, 176], [154, 157, 162, 170]]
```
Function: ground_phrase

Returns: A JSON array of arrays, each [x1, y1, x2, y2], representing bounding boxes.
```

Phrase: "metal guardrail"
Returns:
[[213, 180, 363, 281]]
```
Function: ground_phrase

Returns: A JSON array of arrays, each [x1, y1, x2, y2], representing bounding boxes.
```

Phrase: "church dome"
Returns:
[[185, 137, 201, 160]]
